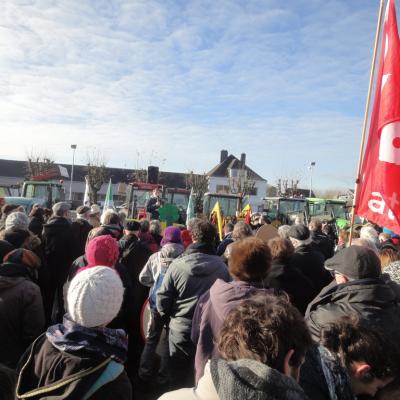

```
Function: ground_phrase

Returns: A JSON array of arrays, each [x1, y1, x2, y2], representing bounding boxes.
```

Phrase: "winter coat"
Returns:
[[139, 243, 185, 287], [139, 242, 185, 309], [0, 239, 13, 261], [160, 359, 310, 400], [119, 234, 152, 314], [300, 345, 354, 400], [216, 233, 233, 256], [42, 217, 74, 287], [306, 277, 400, 342], [41, 216, 74, 322], [291, 243, 332, 297], [16, 334, 132, 400], [310, 230, 335, 260], [157, 243, 230, 353], [0, 262, 45, 368], [70, 218, 92, 260], [146, 196, 161, 219], [28, 216, 44, 238], [191, 279, 272, 383], [263, 259, 315, 314]]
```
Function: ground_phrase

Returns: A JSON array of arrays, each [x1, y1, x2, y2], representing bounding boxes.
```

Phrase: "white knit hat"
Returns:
[[5, 211, 29, 231], [67, 266, 124, 328]]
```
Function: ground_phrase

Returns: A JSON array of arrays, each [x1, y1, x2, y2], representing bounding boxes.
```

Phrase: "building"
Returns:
[[207, 150, 268, 212], [0, 159, 190, 205]]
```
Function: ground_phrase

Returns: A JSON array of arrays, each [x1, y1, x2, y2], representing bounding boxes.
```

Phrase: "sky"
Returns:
[[0, 0, 383, 190]]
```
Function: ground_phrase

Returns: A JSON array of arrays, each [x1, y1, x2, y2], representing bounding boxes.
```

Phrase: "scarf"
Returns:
[[318, 346, 355, 400], [46, 315, 128, 363]]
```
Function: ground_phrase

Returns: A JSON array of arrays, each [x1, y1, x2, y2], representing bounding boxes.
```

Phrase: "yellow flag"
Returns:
[[241, 203, 252, 214], [211, 201, 223, 241]]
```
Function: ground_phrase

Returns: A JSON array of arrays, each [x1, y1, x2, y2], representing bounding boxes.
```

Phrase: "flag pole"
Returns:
[[349, 0, 385, 245]]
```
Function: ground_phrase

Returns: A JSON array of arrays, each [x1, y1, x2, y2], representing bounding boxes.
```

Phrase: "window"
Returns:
[[216, 185, 230, 194], [247, 187, 258, 196]]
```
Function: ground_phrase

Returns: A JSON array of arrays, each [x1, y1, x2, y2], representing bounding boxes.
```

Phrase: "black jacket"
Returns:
[[291, 243, 332, 297], [146, 197, 161, 219], [310, 230, 334, 260], [0, 262, 45, 368], [263, 259, 316, 315], [28, 216, 44, 238], [306, 277, 400, 341], [70, 218, 92, 260], [16, 335, 132, 400], [42, 217, 74, 287]]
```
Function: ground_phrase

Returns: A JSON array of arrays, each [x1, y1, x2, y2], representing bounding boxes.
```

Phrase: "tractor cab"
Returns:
[[203, 193, 242, 220], [125, 182, 163, 219], [263, 197, 308, 227]]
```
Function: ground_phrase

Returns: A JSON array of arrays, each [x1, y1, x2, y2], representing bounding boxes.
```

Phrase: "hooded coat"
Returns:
[[306, 278, 400, 342], [0, 260, 45, 368], [291, 243, 332, 296], [263, 259, 315, 315], [157, 243, 230, 355], [16, 334, 132, 400], [159, 359, 310, 400], [70, 218, 93, 260], [191, 279, 272, 383], [41, 216, 74, 321]]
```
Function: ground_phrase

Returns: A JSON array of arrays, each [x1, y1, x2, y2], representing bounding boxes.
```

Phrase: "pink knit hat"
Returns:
[[85, 235, 119, 268]]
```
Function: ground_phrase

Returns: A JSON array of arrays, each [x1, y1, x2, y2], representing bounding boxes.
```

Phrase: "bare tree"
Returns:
[[186, 171, 208, 213], [25, 151, 56, 179], [86, 152, 108, 204]]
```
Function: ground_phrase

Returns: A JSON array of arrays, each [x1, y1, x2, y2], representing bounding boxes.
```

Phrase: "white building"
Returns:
[[207, 150, 268, 212]]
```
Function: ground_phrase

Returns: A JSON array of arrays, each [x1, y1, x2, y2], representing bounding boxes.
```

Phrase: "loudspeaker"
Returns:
[[147, 166, 159, 184]]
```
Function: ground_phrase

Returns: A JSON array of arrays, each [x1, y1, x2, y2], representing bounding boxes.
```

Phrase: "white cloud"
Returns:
[[0, 0, 378, 190]]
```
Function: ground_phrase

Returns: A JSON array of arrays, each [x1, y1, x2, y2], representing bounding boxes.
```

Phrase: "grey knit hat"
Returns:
[[5, 212, 29, 231]]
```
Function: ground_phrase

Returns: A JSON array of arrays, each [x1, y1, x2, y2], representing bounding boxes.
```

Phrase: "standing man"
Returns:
[[41, 202, 74, 323], [157, 220, 230, 389], [70, 206, 92, 260], [146, 188, 163, 220]]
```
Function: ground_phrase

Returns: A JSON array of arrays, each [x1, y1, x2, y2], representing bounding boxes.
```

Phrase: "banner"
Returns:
[[186, 188, 195, 227], [102, 179, 114, 213], [357, 0, 400, 233], [211, 201, 223, 241]]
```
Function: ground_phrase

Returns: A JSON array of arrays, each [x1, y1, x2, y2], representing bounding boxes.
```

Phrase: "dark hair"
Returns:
[[321, 317, 400, 381], [229, 237, 271, 281], [224, 222, 234, 233], [29, 207, 44, 220], [218, 294, 312, 371], [190, 220, 216, 244], [3, 228, 30, 249], [1, 204, 19, 216], [140, 220, 150, 233], [0, 364, 16, 400], [268, 238, 294, 263]]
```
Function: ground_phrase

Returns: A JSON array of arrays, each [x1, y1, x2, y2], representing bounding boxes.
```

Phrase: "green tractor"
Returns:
[[263, 197, 308, 227], [307, 198, 349, 229]]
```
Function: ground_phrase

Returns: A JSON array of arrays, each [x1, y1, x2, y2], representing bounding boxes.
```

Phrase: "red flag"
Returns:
[[357, 0, 400, 233]]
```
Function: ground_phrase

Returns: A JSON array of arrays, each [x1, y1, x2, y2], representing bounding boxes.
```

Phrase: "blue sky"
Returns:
[[0, 0, 382, 190]]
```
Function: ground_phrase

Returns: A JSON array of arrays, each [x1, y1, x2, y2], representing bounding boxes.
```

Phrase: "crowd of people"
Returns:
[[1, 198, 400, 399]]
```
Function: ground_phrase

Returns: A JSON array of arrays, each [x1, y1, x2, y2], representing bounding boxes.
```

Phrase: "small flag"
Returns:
[[357, 0, 400, 233], [186, 188, 195, 227], [83, 176, 90, 206], [102, 179, 114, 213], [211, 201, 223, 241]]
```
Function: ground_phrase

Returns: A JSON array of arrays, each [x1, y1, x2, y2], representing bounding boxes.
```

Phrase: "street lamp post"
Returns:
[[69, 144, 77, 201], [309, 161, 316, 197]]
